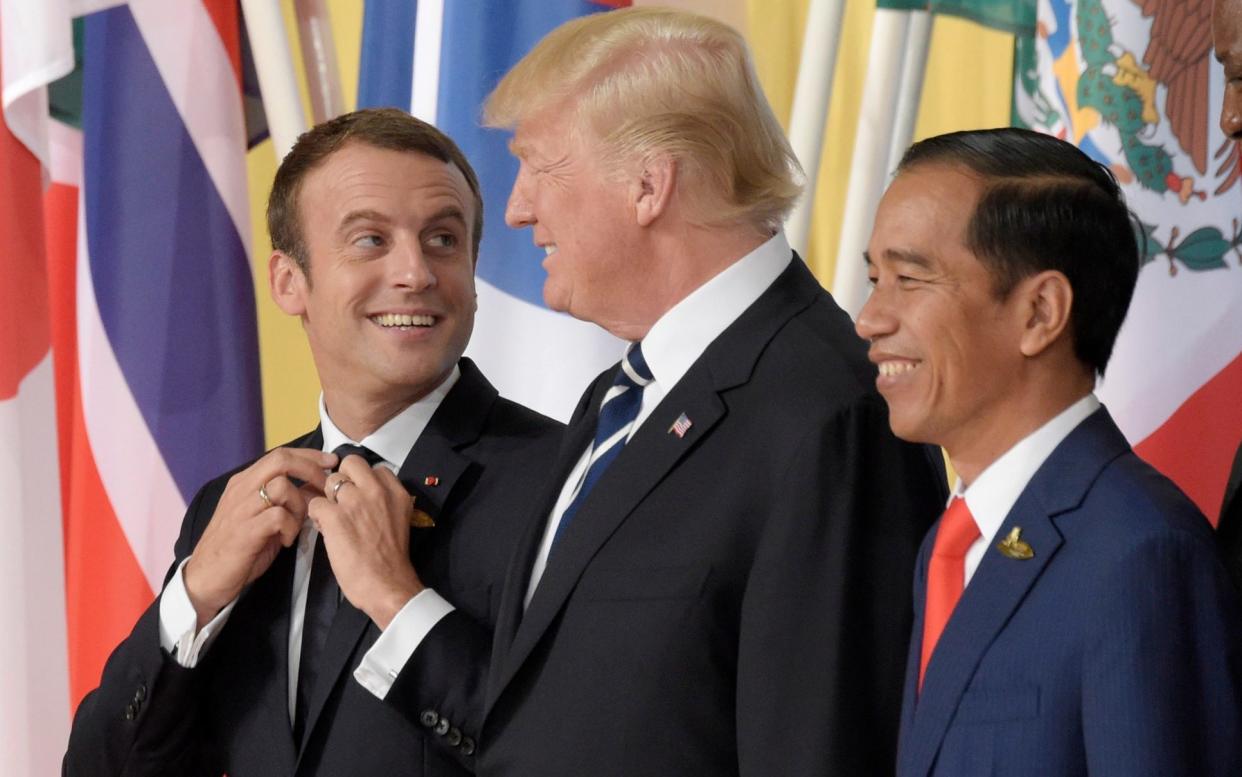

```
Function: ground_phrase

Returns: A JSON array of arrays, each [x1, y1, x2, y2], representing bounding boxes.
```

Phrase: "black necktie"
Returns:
[[293, 443, 384, 741]]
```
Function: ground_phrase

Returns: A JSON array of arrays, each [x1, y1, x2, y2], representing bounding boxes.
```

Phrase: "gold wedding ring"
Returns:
[[331, 477, 353, 501], [258, 483, 273, 509]]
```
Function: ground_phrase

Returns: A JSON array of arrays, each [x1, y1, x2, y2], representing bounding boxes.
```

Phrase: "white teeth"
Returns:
[[878, 361, 918, 377], [372, 314, 434, 328], [543, 245, 557, 256]]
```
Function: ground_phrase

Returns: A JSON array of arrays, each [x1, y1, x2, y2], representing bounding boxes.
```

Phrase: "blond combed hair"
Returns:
[[484, 7, 803, 233]]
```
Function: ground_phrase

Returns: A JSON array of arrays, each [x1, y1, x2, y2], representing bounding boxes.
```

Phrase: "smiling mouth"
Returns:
[[370, 313, 436, 329], [541, 245, 557, 256], [877, 360, 919, 377]]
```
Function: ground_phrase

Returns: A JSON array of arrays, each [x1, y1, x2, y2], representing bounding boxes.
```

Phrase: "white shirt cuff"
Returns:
[[157, 557, 237, 667], [353, 588, 455, 700]]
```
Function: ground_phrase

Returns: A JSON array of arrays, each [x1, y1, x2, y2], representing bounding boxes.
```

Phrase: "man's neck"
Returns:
[[949, 375, 1094, 487], [606, 224, 774, 341]]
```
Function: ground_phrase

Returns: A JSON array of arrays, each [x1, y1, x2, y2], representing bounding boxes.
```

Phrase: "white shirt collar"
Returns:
[[956, 393, 1101, 546], [318, 364, 461, 467], [639, 231, 792, 391]]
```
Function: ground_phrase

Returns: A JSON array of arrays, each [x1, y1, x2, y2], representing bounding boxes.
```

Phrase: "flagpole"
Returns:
[[886, 9, 932, 171], [831, 7, 912, 318], [411, 0, 444, 124], [784, 0, 847, 256], [293, 0, 343, 122], [240, 0, 306, 159]]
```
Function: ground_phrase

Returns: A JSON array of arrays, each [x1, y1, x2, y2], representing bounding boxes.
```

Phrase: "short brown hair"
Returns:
[[267, 108, 484, 274], [484, 7, 802, 233]]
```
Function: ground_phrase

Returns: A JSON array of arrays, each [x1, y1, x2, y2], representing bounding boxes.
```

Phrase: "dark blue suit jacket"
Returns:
[[897, 408, 1242, 777]]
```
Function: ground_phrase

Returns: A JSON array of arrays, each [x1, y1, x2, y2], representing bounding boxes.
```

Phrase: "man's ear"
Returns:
[[1017, 270, 1073, 359], [269, 251, 309, 316], [634, 155, 676, 227]]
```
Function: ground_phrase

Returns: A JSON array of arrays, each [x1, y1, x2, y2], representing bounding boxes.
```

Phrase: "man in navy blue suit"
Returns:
[[858, 127, 1242, 777]]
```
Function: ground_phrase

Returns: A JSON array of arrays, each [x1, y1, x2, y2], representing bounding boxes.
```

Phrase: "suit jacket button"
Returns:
[[434, 718, 450, 736], [446, 727, 462, 747], [134, 684, 147, 704], [460, 736, 476, 756], [419, 709, 439, 728], [123, 703, 137, 721]]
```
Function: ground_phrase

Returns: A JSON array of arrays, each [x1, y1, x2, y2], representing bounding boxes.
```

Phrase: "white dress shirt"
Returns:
[[523, 231, 793, 607], [956, 393, 1100, 586], [157, 366, 460, 718]]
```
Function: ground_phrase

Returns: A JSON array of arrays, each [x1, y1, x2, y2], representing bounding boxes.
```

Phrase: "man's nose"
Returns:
[[505, 167, 535, 229]]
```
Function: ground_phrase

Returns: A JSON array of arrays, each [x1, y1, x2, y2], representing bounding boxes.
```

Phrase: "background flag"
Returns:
[[1016, 0, 1242, 520], [0, 3, 264, 761], [0, 5, 70, 771]]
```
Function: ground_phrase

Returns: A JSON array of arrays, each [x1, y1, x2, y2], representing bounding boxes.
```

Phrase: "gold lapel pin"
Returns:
[[996, 526, 1034, 560], [409, 495, 436, 528]]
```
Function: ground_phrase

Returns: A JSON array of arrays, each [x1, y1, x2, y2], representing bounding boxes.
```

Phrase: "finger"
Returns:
[[262, 476, 308, 518], [254, 505, 304, 548], [248, 448, 337, 492], [372, 466, 410, 501], [338, 455, 385, 495], [307, 495, 340, 532], [325, 473, 356, 504]]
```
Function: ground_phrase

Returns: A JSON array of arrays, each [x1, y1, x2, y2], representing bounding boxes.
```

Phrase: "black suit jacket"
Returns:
[[1217, 440, 1242, 592], [393, 256, 948, 776], [63, 359, 561, 777]]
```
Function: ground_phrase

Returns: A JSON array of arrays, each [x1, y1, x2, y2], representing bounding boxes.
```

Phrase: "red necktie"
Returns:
[[918, 497, 980, 692]]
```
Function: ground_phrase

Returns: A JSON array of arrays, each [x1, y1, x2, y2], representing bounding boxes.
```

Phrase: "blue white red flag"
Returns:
[[358, 0, 630, 421], [0, 3, 262, 768]]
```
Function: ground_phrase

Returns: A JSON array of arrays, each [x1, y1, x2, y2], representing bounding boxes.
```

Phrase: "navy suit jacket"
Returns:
[[63, 359, 561, 777], [897, 408, 1242, 777]]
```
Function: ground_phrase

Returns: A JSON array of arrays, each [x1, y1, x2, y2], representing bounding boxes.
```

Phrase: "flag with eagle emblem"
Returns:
[[1015, 0, 1242, 521]]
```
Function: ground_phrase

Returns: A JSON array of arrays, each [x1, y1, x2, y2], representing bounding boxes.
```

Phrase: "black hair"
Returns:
[[899, 127, 1139, 377]]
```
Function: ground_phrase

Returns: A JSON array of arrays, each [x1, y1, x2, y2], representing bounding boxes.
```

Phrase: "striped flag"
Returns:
[[0, 5, 70, 771], [1015, 0, 1242, 521], [357, 0, 631, 422], [0, 1, 262, 767]]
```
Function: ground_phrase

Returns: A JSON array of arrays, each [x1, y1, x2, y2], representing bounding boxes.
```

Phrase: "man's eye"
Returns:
[[428, 233, 458, 249], [866, 275, 879, 287], [353, 234, 383, 248]]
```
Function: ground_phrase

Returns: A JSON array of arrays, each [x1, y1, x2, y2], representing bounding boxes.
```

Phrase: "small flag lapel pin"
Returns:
[[668, 412, 693, 438]]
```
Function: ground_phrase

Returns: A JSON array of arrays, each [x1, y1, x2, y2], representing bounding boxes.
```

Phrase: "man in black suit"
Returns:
[[382, 8, 947, 776], [63, 109, 560, 776]]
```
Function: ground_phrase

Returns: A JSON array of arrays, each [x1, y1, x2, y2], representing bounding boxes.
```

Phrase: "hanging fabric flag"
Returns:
[[1015, 0, 1241, 520], [0, 3, 71, 771], [1, 9, 263, 770]]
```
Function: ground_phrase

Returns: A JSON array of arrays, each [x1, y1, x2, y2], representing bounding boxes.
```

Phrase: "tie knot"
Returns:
[[614, 342, 654, 389], [932, 497, 980, 558], [332, 444, 384, 471]]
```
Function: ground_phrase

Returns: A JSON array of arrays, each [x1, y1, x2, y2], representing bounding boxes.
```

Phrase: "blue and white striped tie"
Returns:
[[552, 343, 654, 547]]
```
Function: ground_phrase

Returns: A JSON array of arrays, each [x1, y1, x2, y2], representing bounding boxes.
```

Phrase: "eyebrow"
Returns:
[[863, 247, 936, 270], [885, 248, 935, 270], [425, 205, 468, 229], [337, 209, 390, 231]]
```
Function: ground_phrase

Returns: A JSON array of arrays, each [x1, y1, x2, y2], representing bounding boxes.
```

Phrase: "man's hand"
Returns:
[[310, 454, 425, 630], [183, 448, 336, 628]]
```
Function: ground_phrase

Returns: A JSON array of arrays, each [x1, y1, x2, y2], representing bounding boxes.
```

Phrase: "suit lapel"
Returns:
[[297, 363, 494, 754], [486, 254, 822, 713], [901, 408, 1130, 777], [488, 371, 608, 704], [901, 509, 1062, 776]]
